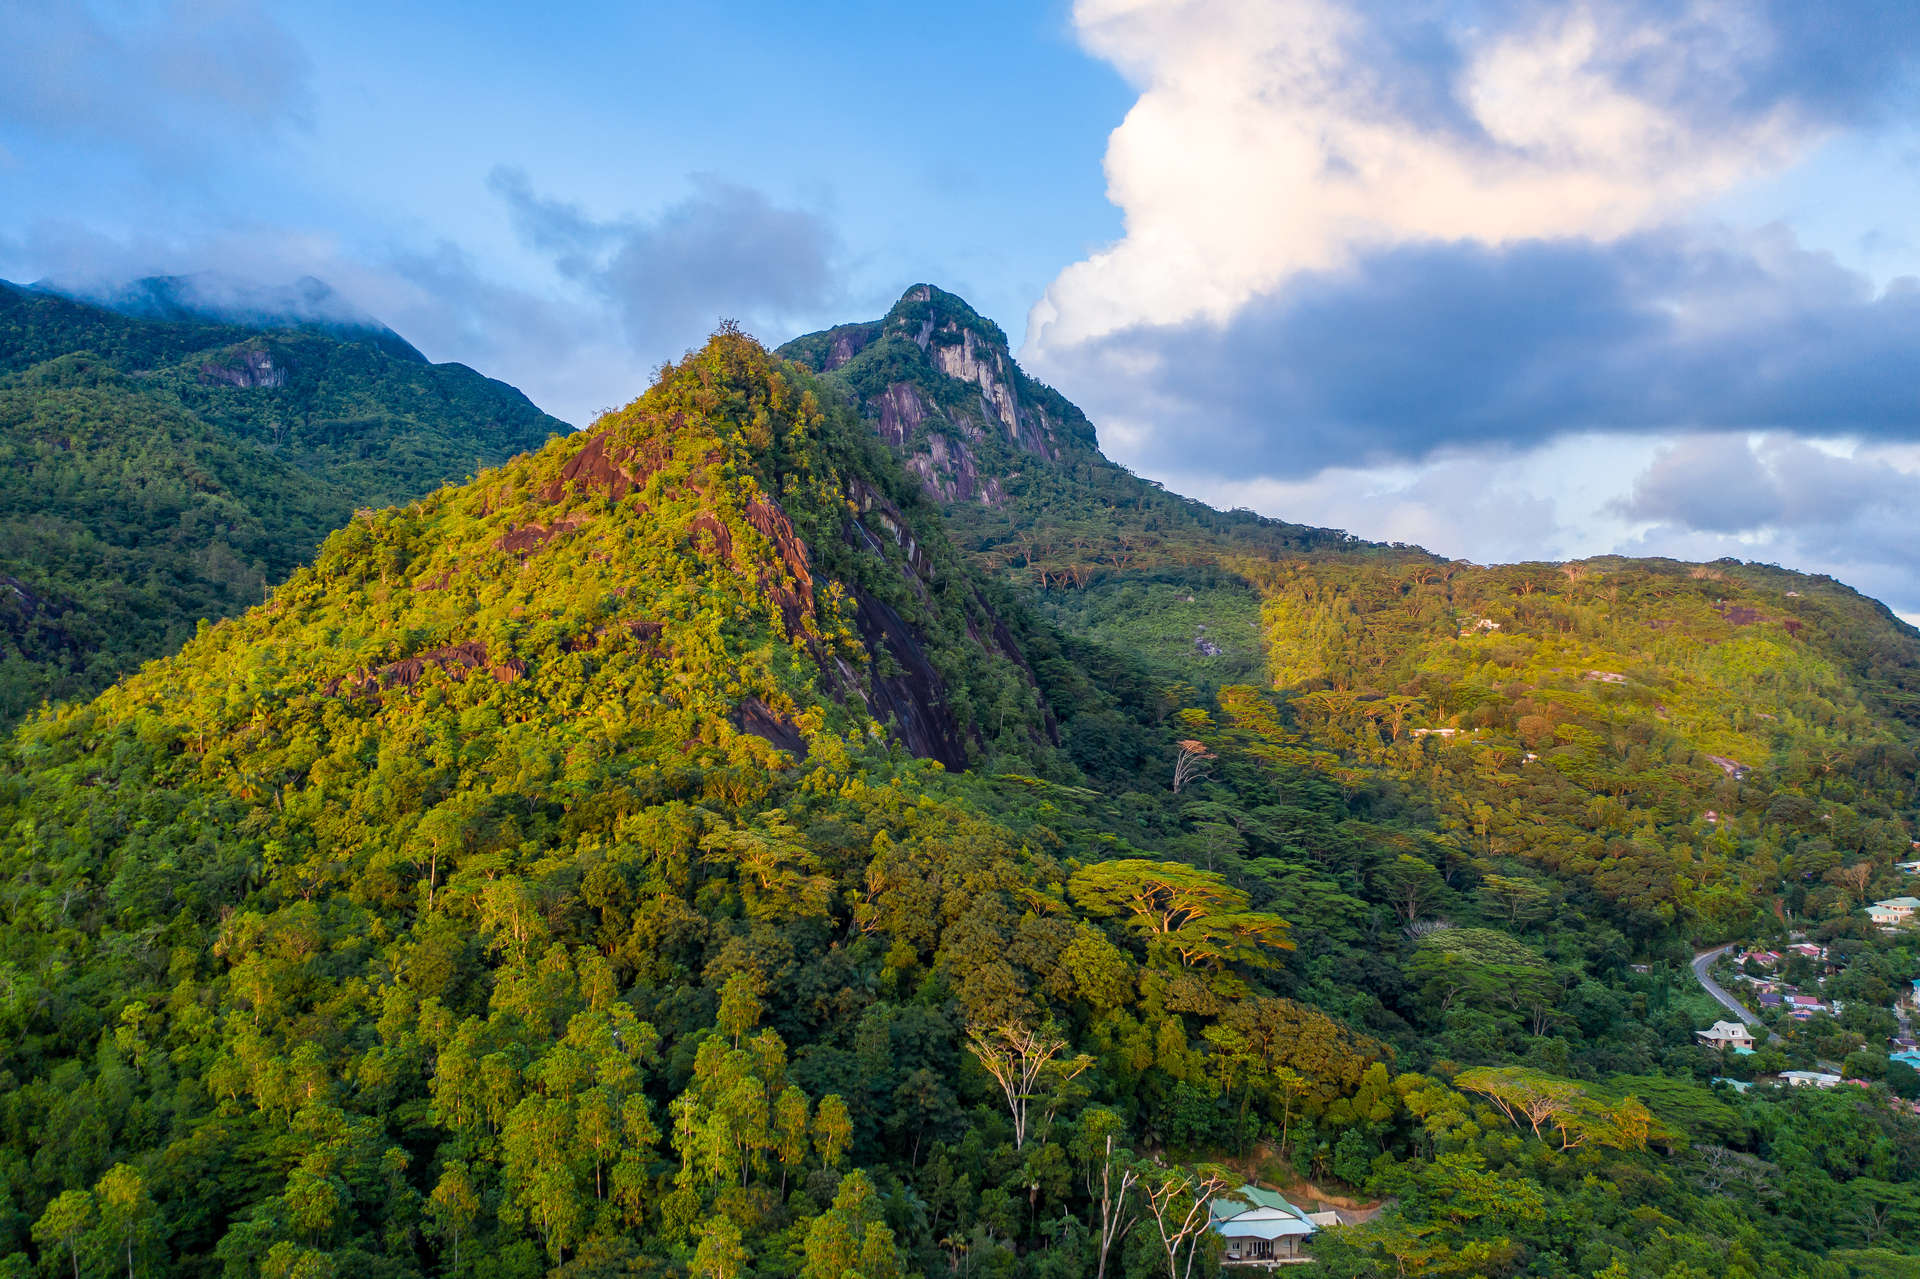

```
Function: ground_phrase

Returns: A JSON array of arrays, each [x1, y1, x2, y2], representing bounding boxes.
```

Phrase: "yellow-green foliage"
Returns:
[[1260, 557, 1920, 926]]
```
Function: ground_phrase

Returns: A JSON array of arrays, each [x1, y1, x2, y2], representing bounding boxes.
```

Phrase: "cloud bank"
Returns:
[[1042, 225, 1920, 478], [1029, 0, 1920, 611]]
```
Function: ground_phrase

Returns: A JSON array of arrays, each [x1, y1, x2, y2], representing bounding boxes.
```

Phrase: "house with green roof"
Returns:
[[1209, 1184, 1325, 1266], [1867, 896, 1920, 927]]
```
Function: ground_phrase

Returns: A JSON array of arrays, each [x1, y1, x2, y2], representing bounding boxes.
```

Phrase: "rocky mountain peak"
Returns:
[[779, 285, 1098, 507]]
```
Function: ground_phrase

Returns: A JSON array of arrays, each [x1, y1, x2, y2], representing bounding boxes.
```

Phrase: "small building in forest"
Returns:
[[1211, 1185, 1320, 1266], [1868, 897, 1920, 927]]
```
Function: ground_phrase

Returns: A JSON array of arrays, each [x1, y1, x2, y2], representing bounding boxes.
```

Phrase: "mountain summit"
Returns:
[[781, 284, 1095, 504]]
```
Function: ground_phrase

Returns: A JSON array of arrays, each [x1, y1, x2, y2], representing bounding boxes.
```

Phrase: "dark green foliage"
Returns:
[[0, 282, 565, 724]]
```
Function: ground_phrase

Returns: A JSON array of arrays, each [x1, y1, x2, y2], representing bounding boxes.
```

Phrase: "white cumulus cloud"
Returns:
[[1029, 0, 1825, 352]]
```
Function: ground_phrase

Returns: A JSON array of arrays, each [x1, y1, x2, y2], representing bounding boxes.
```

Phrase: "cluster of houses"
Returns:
[[1723, 946, 1839, 1020], [1699, 941, 1920, 1112]]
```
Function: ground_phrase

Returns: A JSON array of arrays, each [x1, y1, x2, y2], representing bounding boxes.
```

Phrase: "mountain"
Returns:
[[791, 287, 1920, 929], [0, 280, 566, 725], [778, 284, 1356, 561], [3, 312, 1920, 1278], [782, 286, 1415, 692]]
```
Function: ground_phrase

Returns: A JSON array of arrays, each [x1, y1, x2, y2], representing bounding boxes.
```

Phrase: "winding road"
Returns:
[[1690, 945, 1782, 1044]]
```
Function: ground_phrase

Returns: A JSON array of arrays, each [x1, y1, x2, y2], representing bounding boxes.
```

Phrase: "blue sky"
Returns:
[[6, 0, 1920, 616]]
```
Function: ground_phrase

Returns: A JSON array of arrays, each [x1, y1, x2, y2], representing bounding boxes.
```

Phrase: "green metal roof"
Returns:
[[1210, 1185, 1311, 1224]]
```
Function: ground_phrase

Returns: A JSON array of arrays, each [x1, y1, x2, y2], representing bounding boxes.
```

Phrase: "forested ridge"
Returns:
[[2, 312, 1920, 1279], [0, 282, 566, 725]]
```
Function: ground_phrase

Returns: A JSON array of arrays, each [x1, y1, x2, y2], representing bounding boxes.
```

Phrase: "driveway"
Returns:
[[1691, 945, 1781, 1043]]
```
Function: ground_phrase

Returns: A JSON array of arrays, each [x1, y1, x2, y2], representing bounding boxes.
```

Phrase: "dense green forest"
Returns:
[[2, 309, 1919, 1279], [0, 282, 566, 725]]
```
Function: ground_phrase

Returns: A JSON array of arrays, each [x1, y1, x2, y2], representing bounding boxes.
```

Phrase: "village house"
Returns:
[[1895, 860, 1920, 875], [1210, 1185, 1325, 1266], [1780, 1071, 1842, 1088], [1787, 995, 1826, 1020], [1868, 897, 1920, 927], [1696, 1021, 1756, 1052]]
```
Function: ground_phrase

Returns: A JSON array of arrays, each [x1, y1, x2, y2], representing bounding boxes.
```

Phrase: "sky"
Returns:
[[4, 0, 1920, 617]]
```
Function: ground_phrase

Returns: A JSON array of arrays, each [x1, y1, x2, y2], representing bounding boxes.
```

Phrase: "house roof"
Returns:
[[1214, 1208, 1315, 1240], [1697, 1021, 1753, 1042], [1210, 1186, 1316, 1240], [1873, 897, 1920, 909]]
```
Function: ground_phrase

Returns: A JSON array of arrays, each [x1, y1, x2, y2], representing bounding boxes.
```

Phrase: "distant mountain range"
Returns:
[[23, 272, 425, 361], [0, 277, 566, 723]]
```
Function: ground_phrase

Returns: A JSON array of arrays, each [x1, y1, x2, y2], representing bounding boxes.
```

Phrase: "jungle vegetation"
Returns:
[[0, 282, 565, 725], [0, 307, 1917, 1279]]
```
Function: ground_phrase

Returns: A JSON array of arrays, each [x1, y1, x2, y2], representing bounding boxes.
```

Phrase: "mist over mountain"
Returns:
[[25, 273, 428, 363]]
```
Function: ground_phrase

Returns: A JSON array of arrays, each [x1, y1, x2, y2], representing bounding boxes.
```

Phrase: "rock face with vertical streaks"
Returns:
[[779, 284, 1091, 507]]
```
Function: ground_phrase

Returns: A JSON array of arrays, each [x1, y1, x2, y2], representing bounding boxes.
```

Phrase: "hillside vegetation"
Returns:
[[1257, 555, 1920, 934], [3, 327, 1919, 1279], [0, 283, 564, 724]]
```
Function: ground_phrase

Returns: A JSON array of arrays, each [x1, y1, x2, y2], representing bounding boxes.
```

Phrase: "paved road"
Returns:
[[1691, 945, 1781, 1043]]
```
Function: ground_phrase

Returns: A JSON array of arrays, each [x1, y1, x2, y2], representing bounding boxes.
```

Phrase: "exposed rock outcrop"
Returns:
[[199, 344, 287, 389], [779, 284, 1092, 509], [845, 583, 969, 771], [733, 696, 808, 758]]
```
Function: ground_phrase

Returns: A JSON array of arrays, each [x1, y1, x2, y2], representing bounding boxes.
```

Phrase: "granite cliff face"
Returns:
[[780, 284, 1095, 508]]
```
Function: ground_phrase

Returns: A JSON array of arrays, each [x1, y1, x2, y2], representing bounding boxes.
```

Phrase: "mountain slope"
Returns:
[[781, 286, 1411, 698], [3, 329, 1918, 1279], [0, 281, 566, 724], [791, 287, 1920, 930]]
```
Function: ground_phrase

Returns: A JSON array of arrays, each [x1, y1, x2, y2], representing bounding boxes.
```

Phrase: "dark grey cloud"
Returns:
[[1616, 435, 1784, 533], [487, 167, 839, 358], [1040, 226, 1920, 477], [0, 0, 311, 151], [1622, 435, 1919, 535], [1613, 434, 1920, 616]]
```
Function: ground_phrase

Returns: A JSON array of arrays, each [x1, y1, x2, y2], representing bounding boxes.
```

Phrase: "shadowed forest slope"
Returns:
[[0, 281, 566, 724]]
